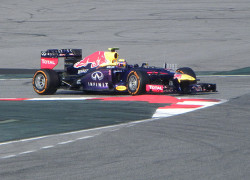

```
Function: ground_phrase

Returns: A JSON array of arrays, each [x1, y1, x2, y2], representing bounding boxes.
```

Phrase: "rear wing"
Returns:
[[41, 49, 82, 69]]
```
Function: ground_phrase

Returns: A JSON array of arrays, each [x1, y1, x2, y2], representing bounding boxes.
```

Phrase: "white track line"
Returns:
[[0, 134, 99, 159], [30, 97, 97, 101]]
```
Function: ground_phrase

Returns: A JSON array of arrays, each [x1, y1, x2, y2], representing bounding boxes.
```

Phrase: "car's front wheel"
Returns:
[[127, 70, 149, 95], [176, 67, 197, 93], [33, 69, 59, 95]]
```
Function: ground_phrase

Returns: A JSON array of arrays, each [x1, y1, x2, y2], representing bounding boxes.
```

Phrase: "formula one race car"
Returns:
[[32, 48, 216, 95]]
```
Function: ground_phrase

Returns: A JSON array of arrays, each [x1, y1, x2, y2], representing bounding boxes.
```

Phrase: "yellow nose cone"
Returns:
[[177, 74, 196, 83]]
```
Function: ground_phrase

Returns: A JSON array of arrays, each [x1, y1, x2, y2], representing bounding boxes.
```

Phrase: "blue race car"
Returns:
[[32, 48, 216, 95]]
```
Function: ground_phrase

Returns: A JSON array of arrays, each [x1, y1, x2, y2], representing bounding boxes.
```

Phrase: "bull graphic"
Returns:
[[74, 51, 107, 69]]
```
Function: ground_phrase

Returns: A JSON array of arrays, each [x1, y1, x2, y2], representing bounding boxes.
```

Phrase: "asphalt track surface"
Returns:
[[1, 0, 250, 179]]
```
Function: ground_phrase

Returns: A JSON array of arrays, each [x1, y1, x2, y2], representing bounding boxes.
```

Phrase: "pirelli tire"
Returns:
[[176, 67, 197, 93], [176, 67, 197, 81], [33, 69, 60, 95], [127, 70, 149, 95]]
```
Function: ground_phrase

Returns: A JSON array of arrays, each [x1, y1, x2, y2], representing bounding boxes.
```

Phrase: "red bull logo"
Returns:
[[74, 51, 107, 69], [174, 74, 182, 79]]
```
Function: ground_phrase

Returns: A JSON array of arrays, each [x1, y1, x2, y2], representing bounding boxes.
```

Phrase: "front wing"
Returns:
[[146, 83, 216, 94]]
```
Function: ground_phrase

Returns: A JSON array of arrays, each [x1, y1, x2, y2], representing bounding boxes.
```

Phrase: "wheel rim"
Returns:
[[128, 74, 138, 92], [34, 73, 46, 90]]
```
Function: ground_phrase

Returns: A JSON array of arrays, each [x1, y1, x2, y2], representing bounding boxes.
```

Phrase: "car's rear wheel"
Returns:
[[33, 69, 60, 95], [127, 70, 149, 95]]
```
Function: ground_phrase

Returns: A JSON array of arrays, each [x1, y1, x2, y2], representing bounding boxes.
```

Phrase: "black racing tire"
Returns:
[[127, 70, 149, 95], [176, 67, 197, 94], [32, 69, 60, 95], [176, 67, 197, 80]]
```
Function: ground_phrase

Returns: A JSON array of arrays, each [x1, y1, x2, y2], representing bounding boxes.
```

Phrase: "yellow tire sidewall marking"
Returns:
[[127, 71, 141, 95], [33, 70, 48, 94]]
